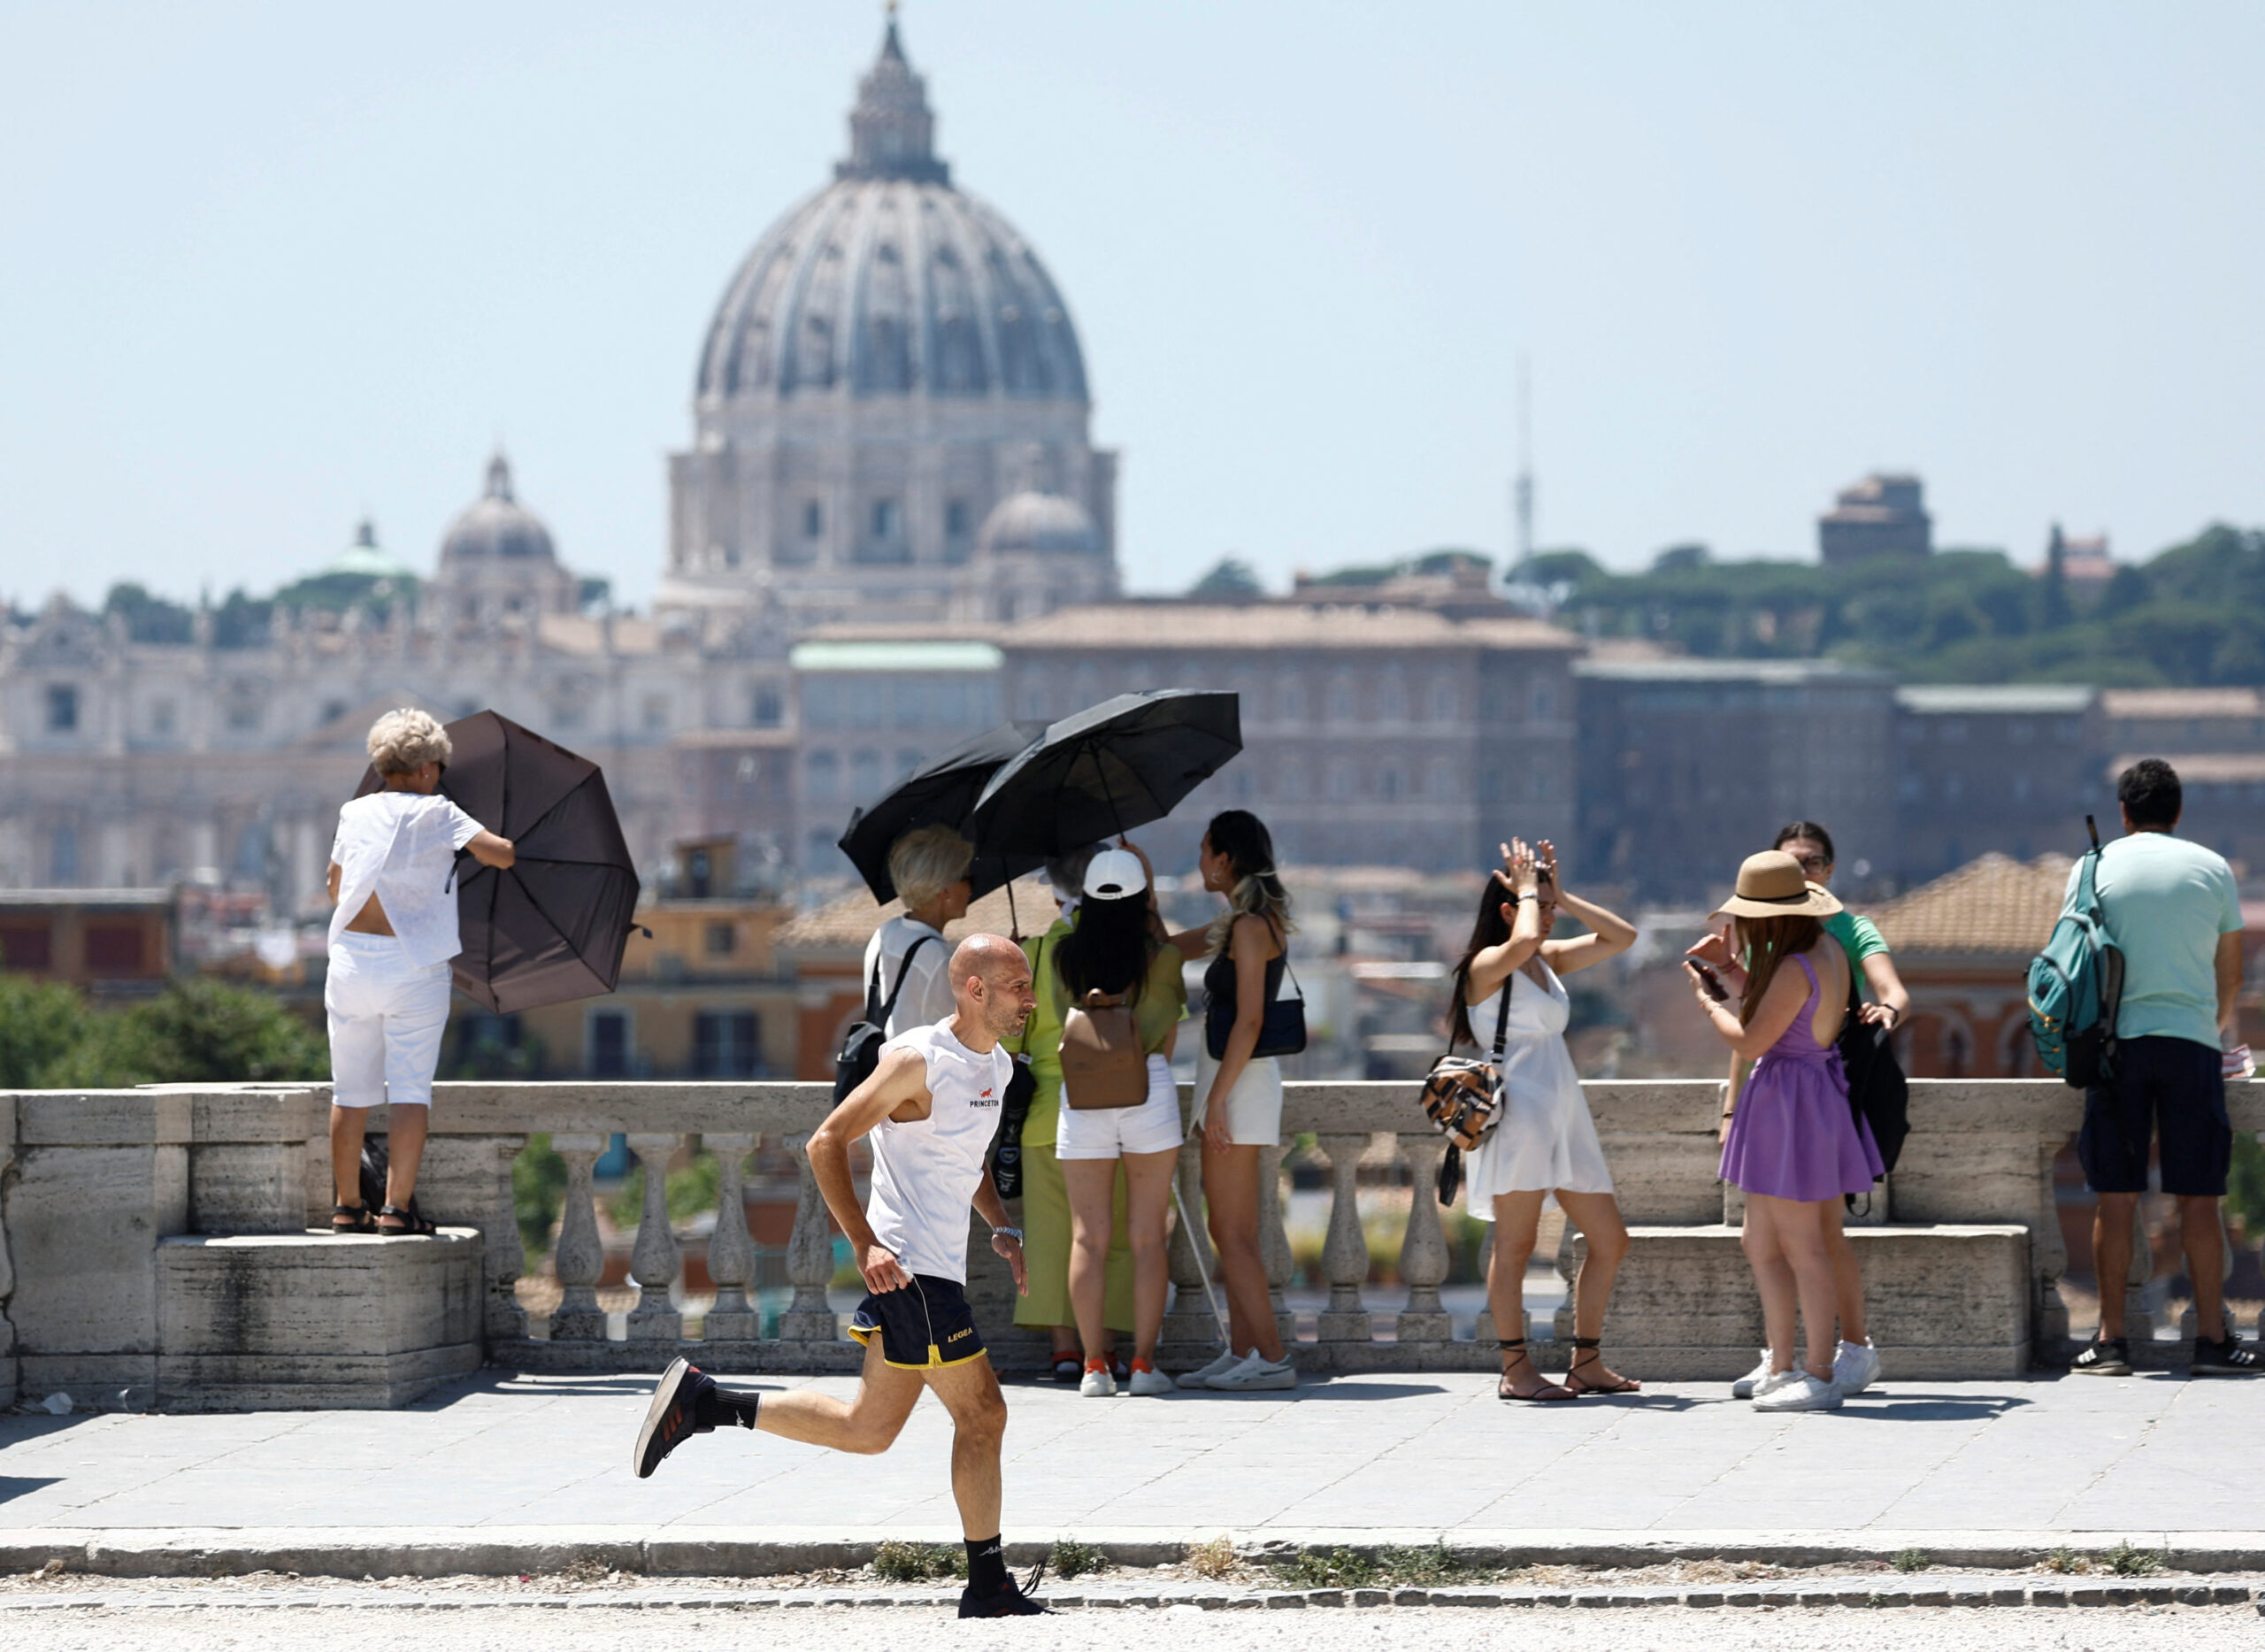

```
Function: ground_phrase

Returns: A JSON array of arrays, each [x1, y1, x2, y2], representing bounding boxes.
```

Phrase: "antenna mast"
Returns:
[[1513, 354, 1534, 573]]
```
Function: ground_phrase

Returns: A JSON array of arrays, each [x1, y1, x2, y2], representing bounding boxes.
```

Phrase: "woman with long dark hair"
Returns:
[[1686, 850, 1883, 1412], [1167, 810, 1298, 1391], [1452, 838, 1641, 1400], [1050, 849, 1188, 1397]]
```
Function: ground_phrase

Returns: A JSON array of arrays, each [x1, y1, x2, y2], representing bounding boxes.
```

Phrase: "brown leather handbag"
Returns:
[[1419, 973, 1513, 1203], [1060, 988, 1148, 1110]]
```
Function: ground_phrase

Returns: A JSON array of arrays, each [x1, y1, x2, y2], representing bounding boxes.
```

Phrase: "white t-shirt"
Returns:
[[864, 1021, 1010, 1284], [859, 914, 956, 1036], [328, 791, 486, 969]]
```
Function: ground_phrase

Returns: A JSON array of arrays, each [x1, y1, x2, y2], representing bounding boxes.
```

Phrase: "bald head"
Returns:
[[948, 933, 1035, 1049]]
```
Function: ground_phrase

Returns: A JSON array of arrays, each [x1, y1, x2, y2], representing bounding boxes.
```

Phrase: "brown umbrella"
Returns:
[[354, 711, 641, 1013]]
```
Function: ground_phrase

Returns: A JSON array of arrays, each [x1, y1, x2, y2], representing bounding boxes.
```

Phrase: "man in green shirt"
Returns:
[[2069, 759, 2258, 1377]]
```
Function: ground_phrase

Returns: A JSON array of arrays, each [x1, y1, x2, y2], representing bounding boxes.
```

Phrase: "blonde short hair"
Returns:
[[367, 708, 453, 776], [887, 824, 975, 910]]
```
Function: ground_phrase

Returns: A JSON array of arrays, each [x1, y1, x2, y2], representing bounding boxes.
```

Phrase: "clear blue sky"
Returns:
[[3, 1, 2260, 611]]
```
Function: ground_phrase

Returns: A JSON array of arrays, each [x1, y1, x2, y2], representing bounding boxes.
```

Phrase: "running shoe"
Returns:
[[959, 1563, 1052, 1617], [1050, 1351, 1082, 1383], [1729, 1348, 1771, 1400], [633, 1356, 711, 1479], [1205, 1350, 1298, 1391], [2071, 1336, 2131, 1376], [1176, 1348, 1242, 1389], [1078, 1362, 1116, 1397], [2192, 1334, 2262, 1375], [1831, 1338, 1881, 1395], [1126, 1362, 1175, 1397], [1751, 1372, 1841, 1412]]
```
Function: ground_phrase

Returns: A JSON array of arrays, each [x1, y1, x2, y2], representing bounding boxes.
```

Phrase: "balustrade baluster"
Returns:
[[2034, 1136, 2070, 1356], [1394, 1133, 1451, 1344], [778, 1133, 841, 1342], [703, 1133, 759, 1342], [0, 1123, 16, 1405], [549, 1134, 608, 1341], [1316, 1133, 1371, 1342], [625, 1133, 685, 1341], [485, 1135, 529, 1341], [1260, 1141, 1296, 1348], [1161, 1129, 1220, 1356]]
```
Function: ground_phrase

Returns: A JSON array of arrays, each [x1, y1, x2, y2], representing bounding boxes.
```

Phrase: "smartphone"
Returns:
[[1689, 960, 1727, 1002]]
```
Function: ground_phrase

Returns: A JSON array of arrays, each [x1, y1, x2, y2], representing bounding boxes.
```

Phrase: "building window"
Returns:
[[804, 749, 839, 803], [587, 1010, 631, 1078], [850, 749, 882, 800], [1278, 675, 1307, 719], [806, 826, 837, 865], [642, 695, 670, 734], [703, 920, 736, 957], [946, 498, 970, 537], [151, 698, 177, 736], [895, 748, 925, 781], [0, 923, 54, 970], [86, 924, 143, 973], [45, 685, 77, 733], [871, 498, 899, 540], [694, 1010, 763, 1079], [1379, 766, 1403, 801], [1428, 680, 1455, 722], [1328, 678, 1355, 720], [51, 826, 79, 883], [1018, 680, 1049, 720], [226, 698, 262, 733], [1532, 684, 1555, 718], [1426, 759, 1456, 802], [1326, 758, 1357, 801], [752, 682, 783, 727], [803, 501, 825, 539]]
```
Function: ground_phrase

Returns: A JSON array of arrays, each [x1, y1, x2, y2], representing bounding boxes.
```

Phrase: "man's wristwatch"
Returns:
[[991, 1226, 1024, 1242]]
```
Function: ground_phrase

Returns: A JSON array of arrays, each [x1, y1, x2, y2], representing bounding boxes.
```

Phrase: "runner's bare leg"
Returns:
[[755, 1335, 922, 1455], [921, 1353, 1010, 1539]]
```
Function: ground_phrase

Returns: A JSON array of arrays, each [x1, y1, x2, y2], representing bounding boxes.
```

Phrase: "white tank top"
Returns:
[[864, 1021, 1010, 1285]]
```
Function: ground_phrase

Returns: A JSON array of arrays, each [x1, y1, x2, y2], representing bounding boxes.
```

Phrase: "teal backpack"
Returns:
[[2027, 816, 2124, 1087]]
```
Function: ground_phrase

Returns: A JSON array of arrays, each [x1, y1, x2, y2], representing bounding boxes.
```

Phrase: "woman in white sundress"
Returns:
[[1454, 837, 1640, 1402]]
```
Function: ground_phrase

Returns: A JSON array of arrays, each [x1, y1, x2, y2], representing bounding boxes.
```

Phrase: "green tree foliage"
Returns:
[[103, 582, 196, 644], [32, 980, 326, 1087], [1188, 557, 1264, 597], [0, 976, 90, 1087], [1555, 524, 2265, 685]]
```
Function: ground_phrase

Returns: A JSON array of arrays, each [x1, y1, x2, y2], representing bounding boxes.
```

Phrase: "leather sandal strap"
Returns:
[[1566, 1337, 1600, 1349], [1495, 1339, 1526, 1350]]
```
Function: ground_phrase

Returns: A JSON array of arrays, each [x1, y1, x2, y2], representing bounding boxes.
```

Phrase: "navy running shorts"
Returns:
[[2078, 1035, 2231, 1197], [848, 1274, 987, 1370]]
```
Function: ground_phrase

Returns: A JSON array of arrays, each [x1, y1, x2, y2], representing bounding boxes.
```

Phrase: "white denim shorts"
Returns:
[[1056, 1055, 1185, 1158], [1193, 1047, 1283, 1148], [326, 932, 453, 1109]]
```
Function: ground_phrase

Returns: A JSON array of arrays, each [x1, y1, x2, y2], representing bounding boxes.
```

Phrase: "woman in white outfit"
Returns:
[[326, 710, 515, 1235], [1166, 810, 1298, 1393], [1455, 837, 1639, 1401], [1050, 848, 1188, 1397]]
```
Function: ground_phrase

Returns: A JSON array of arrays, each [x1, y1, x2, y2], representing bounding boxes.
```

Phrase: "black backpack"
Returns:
[[833, 934, 941, 1103], [1837, 965, 1908, 1180]]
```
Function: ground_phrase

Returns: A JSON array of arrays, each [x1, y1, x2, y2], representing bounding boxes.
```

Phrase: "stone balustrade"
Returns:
[[2, 1079, 2260, 1406]]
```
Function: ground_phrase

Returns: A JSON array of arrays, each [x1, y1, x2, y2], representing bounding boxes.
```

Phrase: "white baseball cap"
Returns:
[[1082, 848, 1148, 899]]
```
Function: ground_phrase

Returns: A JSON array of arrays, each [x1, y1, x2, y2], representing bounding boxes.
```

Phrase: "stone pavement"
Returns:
[[0, 1366, 2259, 1571]]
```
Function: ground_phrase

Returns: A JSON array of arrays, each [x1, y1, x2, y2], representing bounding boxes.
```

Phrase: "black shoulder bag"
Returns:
[[1837, 963, 1908, 1187], [1204, 922, 1308, 1060], [833, 934, 940, 1103], [1422, 972, 1513, 1207]]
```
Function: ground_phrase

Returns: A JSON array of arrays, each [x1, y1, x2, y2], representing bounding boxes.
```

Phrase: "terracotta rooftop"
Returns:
[[1870, 852, 2073, 958], [2100, 688, 2265, 719], [774, 875, 1061, 952]]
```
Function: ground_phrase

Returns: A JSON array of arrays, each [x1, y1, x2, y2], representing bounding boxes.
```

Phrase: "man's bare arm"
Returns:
[[2216, 931, 2244, 1037], [808, 1047, 930, 1291]]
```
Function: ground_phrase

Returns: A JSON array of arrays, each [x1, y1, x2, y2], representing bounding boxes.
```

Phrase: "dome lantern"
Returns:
[[838, 14, 949, 186]]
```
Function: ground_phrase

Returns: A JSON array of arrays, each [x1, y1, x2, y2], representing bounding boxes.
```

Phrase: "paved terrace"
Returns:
[[0, 1367, 2258, 1571]]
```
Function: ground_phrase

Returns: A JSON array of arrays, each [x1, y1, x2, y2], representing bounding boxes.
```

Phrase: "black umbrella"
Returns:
[[837, 720, 1048, 903], [967, 690, 1243, 857], [354, 711, 641, 1014]]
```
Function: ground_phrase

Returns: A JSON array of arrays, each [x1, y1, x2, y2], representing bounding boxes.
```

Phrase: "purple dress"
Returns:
[[1718, 954, 1884, 1202]]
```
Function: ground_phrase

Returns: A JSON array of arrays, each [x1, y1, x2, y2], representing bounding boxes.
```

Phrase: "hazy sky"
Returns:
[[4, 2, 2260, 611]]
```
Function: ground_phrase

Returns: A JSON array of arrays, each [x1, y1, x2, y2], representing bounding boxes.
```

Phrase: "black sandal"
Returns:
[[1496, 1338, 1575, 1402], [330, 1202, 377, 1234], [376, 1203, 439, 1237], [1562, 1336, 1642, 1395]]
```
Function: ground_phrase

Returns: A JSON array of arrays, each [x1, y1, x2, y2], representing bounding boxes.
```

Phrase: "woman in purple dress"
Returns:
[[1685, 850, 1882, 1412]]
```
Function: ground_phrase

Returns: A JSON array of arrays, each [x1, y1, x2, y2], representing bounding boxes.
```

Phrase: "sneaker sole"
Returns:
[[2191, 1364, 2261, 1376], [2072, 1362, 2132, 1376], [633, 1356, 699, 1479]]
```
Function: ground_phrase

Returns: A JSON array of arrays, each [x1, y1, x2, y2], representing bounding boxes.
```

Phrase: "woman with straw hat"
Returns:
[[1685, 850, 1883, 1412]]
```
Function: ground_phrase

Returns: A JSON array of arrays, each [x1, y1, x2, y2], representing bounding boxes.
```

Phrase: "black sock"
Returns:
[[965, 1535, 1008, 1594], [692, 1384, 760, 1430]]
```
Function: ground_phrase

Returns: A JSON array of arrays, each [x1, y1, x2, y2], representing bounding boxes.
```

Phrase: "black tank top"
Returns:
[[1203, 930, 1284, 1024]]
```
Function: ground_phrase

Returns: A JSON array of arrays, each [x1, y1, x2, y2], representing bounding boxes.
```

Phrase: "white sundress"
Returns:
[[1461, 957, 1615, 1212]]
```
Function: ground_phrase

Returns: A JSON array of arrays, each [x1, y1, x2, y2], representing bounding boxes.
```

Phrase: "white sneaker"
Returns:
[[1730, 1349, 1772, 1400], [1126, 1364, 1175, 1397], [1832, 1338, 1880, 1395], [1751, 1364, 1801, 1401], [1752, 1372, 1842, 1412], [1205, 1350, 1298, 1391], [1177, 1349, 1244, 1389], [1078, 1365, 1116, 1397]]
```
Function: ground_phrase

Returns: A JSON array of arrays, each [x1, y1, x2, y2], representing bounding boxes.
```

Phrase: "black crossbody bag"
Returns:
[[1203, 921, 1308, 1061]]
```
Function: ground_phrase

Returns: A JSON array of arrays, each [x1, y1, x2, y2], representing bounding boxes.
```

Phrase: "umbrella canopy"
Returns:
[[355, 711, 641, 1014], [967, 689, 1243, 857], [836, 720, 1047, 903]]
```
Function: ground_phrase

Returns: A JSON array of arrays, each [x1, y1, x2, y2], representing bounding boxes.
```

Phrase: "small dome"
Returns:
[[978, 491, 1100, 557], [323, 519, 417, 580], [440, 454, 557, 563]]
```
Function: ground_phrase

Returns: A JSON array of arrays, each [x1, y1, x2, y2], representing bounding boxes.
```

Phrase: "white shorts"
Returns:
[[1056, 1055, 1185, 1158], [1194, 1048, 1283, 1148], [326, 933, 453, 1109]]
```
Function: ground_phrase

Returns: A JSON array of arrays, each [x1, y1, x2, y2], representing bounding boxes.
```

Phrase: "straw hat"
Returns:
[[1713, 849, 1844, 920]]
